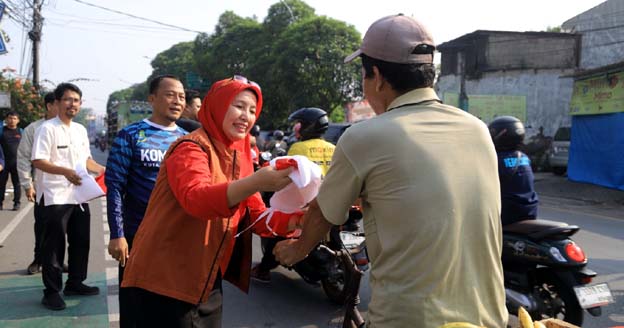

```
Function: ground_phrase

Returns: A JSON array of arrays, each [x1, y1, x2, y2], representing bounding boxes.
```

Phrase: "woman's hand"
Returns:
[[227, 166, 293, 207], [252, 166, 293, 192]]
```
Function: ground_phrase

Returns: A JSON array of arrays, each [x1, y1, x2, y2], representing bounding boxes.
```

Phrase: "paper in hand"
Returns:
[[73, 163, 105, 203]]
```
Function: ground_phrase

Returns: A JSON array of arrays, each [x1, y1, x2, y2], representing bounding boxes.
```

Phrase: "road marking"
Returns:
[[102, 197, 120, 326], [0, 202, 34, 245]]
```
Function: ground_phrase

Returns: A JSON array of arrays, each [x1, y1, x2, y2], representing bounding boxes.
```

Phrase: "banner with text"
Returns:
[[570, 71, 624, 116], [444, 93, 527, 122]]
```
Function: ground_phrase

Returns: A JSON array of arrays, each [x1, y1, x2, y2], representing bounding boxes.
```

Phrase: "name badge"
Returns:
[[57, 145, 68, 149]]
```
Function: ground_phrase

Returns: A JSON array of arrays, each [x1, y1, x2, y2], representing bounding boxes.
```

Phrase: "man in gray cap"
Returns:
[[274, 14, 507, 327]]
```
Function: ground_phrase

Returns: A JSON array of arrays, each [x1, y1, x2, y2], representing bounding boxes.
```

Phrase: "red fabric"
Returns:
[[165, 142, 235, 219], [96, 173, 107, 193], [198, 78, 263, 184], [274, 158, 298, 170]]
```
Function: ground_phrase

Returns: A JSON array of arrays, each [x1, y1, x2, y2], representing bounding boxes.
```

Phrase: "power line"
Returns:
[[72, 0, 204, 34]]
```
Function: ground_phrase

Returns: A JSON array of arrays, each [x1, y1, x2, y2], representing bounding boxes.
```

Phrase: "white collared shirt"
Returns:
[[31, 116, 92, 205]]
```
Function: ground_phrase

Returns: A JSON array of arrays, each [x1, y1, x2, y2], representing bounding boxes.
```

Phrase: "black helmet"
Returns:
[[288, 107, 329, 140], [488, 116, 525, 151], [273, 130, 284, 140], [250, 124, 261, 137]]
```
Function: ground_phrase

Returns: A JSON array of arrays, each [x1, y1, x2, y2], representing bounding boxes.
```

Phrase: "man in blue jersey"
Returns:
[[105, 74, 187, 327]]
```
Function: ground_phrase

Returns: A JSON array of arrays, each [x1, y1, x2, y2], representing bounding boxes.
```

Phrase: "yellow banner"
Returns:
[[570, 71, 624, 115], [443, 93, 527, 122]]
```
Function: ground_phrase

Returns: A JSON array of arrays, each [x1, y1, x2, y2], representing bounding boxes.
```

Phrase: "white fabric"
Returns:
[[268, 155, 322, 213], [234, 155, 322, 238], [31, 117, 92, 205]]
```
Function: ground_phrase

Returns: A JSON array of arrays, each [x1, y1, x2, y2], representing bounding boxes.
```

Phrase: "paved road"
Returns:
[[0, 147, 621, 327]]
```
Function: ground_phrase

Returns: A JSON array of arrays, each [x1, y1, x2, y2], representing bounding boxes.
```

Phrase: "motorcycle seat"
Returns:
[[503, 219, 579, 240]]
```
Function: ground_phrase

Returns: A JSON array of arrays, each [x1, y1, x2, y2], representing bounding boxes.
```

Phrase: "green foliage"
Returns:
[[148, 41, 196, 86], [266, 16, 361, 128], [546, 26, 562, 33], [107, 0, 363, 131], [263, 0, 315, 37], [73, 107, 94, 126], [329, 105, 345, 123], [0, 73, 46, 127]]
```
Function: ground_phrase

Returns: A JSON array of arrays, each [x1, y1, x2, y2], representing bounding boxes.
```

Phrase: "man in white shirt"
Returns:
[[32, 83, 106, 311]]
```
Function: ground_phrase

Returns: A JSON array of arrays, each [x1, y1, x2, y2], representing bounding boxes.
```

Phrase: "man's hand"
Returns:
[[108, 237, 129, 267], [63, 168, 82, 185], [25, 188, 36, 202], [273, 239, 307, 267]]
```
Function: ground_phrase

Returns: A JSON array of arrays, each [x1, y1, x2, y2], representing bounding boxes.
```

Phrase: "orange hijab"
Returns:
[[199, 78, 263, 179]]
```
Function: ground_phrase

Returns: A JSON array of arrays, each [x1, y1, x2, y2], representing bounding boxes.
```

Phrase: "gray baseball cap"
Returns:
[[344, 14, 435, 64]]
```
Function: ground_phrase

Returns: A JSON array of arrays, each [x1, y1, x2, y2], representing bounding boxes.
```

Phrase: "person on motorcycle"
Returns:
[[286, 107, 335, 175], [265, 130, 288, 158], [488, 116, 539, 225], [251, 108, 335, 283], [250, 125, 261, 170]]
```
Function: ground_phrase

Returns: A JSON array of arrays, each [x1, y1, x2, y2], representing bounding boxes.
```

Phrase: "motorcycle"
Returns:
[[261, 205, 369, 305], [257, 151, 368, 304], [502, 219, 614, 326]]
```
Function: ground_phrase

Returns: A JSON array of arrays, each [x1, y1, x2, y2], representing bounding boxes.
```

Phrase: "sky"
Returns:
[[0, 0, 607, 115]]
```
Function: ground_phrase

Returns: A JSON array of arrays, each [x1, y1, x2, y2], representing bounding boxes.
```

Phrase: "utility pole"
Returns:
[[29, 0, 43, 91]]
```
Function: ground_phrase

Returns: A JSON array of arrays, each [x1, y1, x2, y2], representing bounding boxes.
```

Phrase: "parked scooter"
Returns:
[[502, 219, 614, 326]]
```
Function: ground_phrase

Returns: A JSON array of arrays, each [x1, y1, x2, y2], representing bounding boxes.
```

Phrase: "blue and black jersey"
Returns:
[[497, 150, 539, 225], [105, 119, 187, 239]]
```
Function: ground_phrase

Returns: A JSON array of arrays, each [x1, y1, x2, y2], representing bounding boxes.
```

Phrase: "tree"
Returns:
[[0, 73, 46, 127], [263, 0, 315, 37], [546, 26, 562, 33], [148, 41, 196, 87], [107, 0, 363, 130], [264, 16, 361, 128]]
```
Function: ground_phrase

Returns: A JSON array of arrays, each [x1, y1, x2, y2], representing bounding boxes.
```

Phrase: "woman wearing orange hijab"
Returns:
[[121, 76, 297, 327]]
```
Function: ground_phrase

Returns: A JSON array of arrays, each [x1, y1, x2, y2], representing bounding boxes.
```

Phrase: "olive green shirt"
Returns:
[[317, 88, 507, 327]]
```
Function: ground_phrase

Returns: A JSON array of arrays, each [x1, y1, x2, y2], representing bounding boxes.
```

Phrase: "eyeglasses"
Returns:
[[232, 75, 261, 91], [60, 97, 81, 104]]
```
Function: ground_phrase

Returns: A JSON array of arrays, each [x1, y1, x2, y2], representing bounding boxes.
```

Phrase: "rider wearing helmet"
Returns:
[[250, 125, 261, 170], [488, 116, 538, 225], [251, 107, 336, 283], [286, 107, 335, 175], [265, 129, 288, 158]]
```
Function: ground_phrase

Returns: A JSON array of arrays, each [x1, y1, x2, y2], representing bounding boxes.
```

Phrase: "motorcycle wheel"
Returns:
[[321, 255, 352, 305], [534, 273, 583, 326]]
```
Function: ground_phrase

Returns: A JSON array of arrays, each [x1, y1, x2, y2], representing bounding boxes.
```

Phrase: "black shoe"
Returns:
[[63, 282, 100, 296], [12, 203, 20, 211], [27, 261, 41, 275], [42, 293, 66, 311]]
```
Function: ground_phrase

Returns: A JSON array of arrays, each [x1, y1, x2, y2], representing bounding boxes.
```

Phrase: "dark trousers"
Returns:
[[258, 236, 285, 271], [0, 165, 21, 205], [119, 234, 136, 328], [33, 201, 44, 263], [134, 275, 223, 328], [40, 199, 90, 295]]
